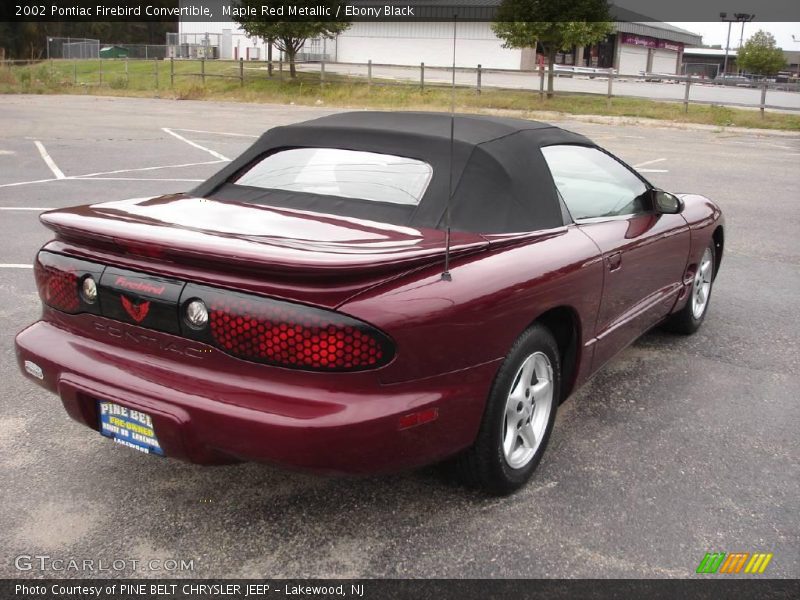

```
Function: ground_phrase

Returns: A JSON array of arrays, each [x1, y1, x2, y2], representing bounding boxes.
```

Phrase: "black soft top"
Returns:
[[193, 111, 594, 234]]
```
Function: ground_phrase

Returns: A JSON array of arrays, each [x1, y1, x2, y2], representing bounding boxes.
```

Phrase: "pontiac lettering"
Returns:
[[92, 322, 206, 359]]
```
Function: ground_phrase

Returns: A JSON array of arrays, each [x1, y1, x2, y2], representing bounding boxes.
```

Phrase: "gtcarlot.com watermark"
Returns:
[[14, 554, 195, 573]]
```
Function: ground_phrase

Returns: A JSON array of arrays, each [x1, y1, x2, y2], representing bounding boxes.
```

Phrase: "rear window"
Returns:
[[234, 148, 433, 206]]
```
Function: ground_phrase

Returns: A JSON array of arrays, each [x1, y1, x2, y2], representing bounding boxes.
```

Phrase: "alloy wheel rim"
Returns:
[[502, 351, 554, 469], [691, 247, 713, 319]]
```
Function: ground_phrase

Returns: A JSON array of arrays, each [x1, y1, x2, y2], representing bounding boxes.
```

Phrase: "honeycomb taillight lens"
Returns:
[[181, 284, 394, 372], [34, 252, 104, 315], [35, 259, 79, 313]]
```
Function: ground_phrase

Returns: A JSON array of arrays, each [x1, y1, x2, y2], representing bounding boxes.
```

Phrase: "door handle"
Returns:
[[606, 251, 622, 272]]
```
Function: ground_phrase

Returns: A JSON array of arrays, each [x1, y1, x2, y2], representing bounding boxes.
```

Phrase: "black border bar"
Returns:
[[3, 579, 800, 600], [2, 1, 799, 23]]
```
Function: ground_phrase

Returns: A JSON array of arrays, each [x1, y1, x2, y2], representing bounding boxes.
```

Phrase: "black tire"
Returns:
[[663, 241, 716, 335], [453, 324, 560, 496]]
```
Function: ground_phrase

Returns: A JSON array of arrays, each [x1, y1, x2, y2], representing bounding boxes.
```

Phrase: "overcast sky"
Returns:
[[669, 22, 800, 49]]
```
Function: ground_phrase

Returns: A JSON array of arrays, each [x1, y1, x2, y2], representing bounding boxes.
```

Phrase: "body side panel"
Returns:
[[341, 226, 605, 387], [577, 212, 690, 372], [670, 194, 725, 315]]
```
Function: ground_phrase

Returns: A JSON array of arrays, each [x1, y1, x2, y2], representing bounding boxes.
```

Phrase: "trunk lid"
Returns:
[[40, 194, 489, 307]]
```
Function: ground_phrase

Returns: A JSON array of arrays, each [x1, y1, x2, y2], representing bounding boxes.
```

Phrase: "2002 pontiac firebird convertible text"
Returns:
[[15, 113, 724, 494]]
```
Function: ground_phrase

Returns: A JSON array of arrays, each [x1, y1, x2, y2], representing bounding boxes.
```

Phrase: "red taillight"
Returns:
[[35, 254, 80, 313], [31, 254, 394, 372], [181, 285, 394, 371], [34, 252, 105, 315]]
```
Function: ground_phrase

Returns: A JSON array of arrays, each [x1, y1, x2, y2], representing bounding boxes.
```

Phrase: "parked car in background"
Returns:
[[714, 74, 754, 87]]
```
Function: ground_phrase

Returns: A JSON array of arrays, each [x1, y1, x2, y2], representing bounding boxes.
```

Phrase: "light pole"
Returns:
[[735, 13, 756, 73], [720, 13, 755, 76], [720, 13, 734, 76]]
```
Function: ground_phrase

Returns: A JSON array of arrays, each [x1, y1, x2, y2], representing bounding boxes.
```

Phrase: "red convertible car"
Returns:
[[15, 112, 724, 494]]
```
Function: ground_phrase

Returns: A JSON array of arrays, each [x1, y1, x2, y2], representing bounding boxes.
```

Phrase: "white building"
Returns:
[[332, 21, 523, 70], [178, 2, 701, 75]]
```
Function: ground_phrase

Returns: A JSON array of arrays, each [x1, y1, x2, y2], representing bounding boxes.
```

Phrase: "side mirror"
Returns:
[[654, 190, 684, 215]]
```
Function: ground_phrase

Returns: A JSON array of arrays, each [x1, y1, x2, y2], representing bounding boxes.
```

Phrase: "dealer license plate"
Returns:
[[98, 401, 164, 456]]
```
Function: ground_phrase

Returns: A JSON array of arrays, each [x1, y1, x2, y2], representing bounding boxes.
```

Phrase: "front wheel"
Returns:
[[663, 242, 715, 335], [454, 324, 560, 495]]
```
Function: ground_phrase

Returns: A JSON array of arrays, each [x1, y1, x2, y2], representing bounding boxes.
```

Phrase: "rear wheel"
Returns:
[[664, 243, 715, 335], [454, 324, 560, 495]]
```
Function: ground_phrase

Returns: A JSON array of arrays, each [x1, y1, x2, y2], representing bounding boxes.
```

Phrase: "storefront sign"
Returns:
[[620, 34, 684, 52], [620, 33, 656, 48], [658, 40, 684, 52]]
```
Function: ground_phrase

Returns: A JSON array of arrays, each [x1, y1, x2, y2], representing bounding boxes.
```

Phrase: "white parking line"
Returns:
[[78, 159, 225, 178], [0, 177, 60, 189], [75, 177, 204, 182], [0, 264, 33, 269], [162, 128, 231, 161], [0, 207, 53, 211], [34, 141, 66, 179], [0, 160, 226, 189], [633, 158, 667, 168], [172, 128, 259, 138], [727, 140, 798, 151]]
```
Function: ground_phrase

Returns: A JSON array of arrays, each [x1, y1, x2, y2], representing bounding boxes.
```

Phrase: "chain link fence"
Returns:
[[683, 62, 720, 80], [47, 37, 100, 60], [46, 35, 216, 62]]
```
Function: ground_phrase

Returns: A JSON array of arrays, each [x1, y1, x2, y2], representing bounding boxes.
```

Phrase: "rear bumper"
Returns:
[[15, 318, 498, 474]]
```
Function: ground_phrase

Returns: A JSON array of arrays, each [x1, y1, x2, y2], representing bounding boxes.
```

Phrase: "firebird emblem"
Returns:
[[121, 296, 150, 323]]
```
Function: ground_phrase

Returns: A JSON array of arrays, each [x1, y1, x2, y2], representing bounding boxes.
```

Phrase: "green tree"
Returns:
[[233, 0, 350, 78], [737, 30, 786, 77], [492, 0, 613, 97]]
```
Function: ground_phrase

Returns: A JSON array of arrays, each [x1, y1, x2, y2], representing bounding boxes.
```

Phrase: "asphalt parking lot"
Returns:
[[1, 95, 798, 579]]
